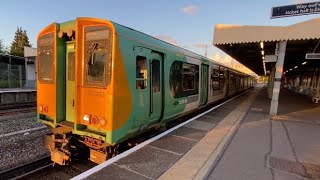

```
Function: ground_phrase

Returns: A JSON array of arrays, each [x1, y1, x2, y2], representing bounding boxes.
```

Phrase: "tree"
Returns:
[[0, 39, 4, 53], [10, 27, 31, 57]]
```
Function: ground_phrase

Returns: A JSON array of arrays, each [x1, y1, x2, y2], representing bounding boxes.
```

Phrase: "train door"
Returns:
[[224, 70, 229, 97], [149, 52, 163, 123], [134, 48, 163, 129], [66, 42, 75, 123], [200, 64, 209, 105]]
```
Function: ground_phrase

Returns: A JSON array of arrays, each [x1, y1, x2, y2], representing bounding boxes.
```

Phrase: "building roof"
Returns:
[[214, 18, 320, 45], [213, 18, 320, 75]]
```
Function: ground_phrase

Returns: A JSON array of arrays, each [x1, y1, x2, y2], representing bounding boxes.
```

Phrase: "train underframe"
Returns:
[[43, 125, 118, 166]]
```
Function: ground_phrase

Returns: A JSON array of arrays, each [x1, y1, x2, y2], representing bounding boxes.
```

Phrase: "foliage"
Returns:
[[0, 39, 4, 53], [10, 27, 31, 57]]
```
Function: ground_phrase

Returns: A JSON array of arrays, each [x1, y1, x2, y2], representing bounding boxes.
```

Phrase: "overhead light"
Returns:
[[260, 42, 264, 49], [286, 70, 288, 73], [261, 50, 264, 55], [262, 56, 265, 60], [294, 66, 298, 69], [302, 62, 307, 65]]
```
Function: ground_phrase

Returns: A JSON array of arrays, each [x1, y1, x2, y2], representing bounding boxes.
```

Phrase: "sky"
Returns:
[[0, 0, 319, 73]]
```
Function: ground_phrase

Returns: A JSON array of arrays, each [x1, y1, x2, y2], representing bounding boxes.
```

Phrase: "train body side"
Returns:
[[110, 22, 254, 143]]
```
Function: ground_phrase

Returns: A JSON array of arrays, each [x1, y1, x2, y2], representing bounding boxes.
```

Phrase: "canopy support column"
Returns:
[[270, 41, 287, 116]]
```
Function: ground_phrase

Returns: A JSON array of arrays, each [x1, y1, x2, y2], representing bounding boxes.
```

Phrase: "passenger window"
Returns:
[[169, 61, 199, 98], [136, 56, 147, 89], [152, 60, 160, 92], [68, 52, 75, 81], [219, 67, 225, 90], [211, 65, 219, 91], [182, 63, 196, 91], [230, 72, 236, 90]]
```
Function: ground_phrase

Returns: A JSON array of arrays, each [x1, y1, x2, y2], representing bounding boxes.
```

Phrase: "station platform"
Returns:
[[73, 86, 320, 180], [0, 88, 36, 105], [0, 88, 36, 93]]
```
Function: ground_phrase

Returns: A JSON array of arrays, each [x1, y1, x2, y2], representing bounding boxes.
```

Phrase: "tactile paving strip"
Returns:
[[268, 156, 320, 179]]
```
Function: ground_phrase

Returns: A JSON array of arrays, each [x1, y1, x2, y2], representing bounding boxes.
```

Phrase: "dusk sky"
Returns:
[[0, 0, 319, 66]]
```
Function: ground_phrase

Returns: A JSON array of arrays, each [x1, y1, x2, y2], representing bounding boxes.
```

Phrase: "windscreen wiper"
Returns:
[[86, 43, 98, 65]]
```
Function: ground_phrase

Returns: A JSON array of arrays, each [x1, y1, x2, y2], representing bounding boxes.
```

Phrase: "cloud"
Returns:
[[182, 5, 199, 15], [154, 35, 178, 45]]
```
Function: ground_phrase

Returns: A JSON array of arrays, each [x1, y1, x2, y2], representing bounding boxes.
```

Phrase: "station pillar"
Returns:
[[268, 67, 275, 99], [270, 41, 287, 116]]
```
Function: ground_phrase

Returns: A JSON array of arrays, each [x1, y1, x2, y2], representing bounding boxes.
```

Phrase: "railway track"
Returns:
[[0, 105, 36, 116], [0, 156, 52, 180], [0, 156, 97, 180]]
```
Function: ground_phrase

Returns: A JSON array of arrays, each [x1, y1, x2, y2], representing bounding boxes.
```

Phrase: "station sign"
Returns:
[[306, 53, 320, 59], [271, 1, 320, 18], [265, 55, 277, 62]]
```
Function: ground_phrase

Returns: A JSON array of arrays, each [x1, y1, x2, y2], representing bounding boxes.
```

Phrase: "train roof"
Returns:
[[111, 21, 252, 77]]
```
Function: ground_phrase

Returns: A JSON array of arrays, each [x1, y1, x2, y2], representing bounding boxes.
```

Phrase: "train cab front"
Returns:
[[37, 18, 117, 165]]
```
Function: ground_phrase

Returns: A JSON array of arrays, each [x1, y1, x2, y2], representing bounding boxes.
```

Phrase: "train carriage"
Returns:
[[37, 17, 254, 165]]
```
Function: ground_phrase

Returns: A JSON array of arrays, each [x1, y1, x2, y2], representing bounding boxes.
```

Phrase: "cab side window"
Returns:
[[136, 56, 147, 89]]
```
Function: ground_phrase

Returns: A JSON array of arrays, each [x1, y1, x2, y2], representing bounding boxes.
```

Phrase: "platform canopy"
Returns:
[[213, 18, 320, 75]]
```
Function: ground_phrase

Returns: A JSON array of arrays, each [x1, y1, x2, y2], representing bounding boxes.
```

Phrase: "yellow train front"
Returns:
[[37, 17, 254, 165]]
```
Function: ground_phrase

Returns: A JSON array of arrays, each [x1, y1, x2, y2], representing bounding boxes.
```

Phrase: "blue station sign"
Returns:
[[271, 1, 320, 18]]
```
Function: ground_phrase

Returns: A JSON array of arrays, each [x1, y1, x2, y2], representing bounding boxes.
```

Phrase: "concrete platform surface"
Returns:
[[208, 87, 320, 180], [0, 88, 36, 93]]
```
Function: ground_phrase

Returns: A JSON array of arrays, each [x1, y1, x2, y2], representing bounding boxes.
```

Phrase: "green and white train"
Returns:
[[37, 17, 254, 165]]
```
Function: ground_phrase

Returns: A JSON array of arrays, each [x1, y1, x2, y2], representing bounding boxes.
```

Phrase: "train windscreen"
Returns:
[[38, 33, 54, 83], [84, 26, 112, 87]]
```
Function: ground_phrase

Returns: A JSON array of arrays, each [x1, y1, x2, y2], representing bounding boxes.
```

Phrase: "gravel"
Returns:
[[0, 129, 50, 172], [0, 111, 43, 134]]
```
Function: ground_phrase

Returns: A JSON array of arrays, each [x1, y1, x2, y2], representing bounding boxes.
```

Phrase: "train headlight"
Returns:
[[83, 114, 90, 122], [39, 105, 43, 112]]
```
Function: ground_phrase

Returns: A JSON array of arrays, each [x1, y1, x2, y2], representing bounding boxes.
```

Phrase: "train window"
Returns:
[[211, 66, 219, 91], [136, 56, 147, 89], [152, 60, 160, 92], [230, 72, 237, 90], [182, 63, 196, 91], [68, 52, 75, 81], [219, 67, 225, 90], [38, 33, 54, 83], [84, 26, 112, 86], [170, 61, 199, 98]]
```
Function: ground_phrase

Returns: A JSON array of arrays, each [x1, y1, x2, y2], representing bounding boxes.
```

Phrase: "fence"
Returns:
[[0, 54, 34, 88]]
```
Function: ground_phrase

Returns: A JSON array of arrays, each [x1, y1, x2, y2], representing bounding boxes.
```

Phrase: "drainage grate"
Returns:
[[268, 156, 320, 179]]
